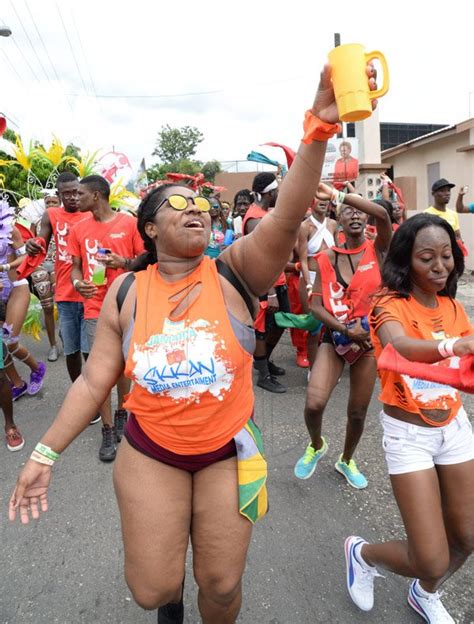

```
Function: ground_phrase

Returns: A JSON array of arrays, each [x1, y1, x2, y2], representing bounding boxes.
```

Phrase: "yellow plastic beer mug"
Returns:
[[328, 43, 389, 122]]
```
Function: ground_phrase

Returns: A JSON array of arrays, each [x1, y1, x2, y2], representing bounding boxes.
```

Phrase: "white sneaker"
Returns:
[[408, 580, 454, 623], [344, 536, 383, 611], [47, 345, 59, 361]]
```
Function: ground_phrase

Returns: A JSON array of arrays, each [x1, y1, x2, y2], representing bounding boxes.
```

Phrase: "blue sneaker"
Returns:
[[294, 437, 328, 479], [408, 579, 454, 623], [344, 536, 383, 611], [11, 381, 28, 401], [335, 455, 368, 489]]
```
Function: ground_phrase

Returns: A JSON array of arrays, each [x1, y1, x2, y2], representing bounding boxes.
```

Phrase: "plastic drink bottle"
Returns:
[[332, 316, 369, 345], [91, 248, 108, 285], [224, 229, 235, 245]]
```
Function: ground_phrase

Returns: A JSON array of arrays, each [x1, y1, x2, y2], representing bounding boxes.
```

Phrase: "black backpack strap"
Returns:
[[216, 258, 255, 318], [116, 272, 136, 313]]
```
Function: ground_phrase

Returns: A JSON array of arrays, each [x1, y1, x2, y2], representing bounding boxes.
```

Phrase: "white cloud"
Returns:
[[0, 0, 472, 173]]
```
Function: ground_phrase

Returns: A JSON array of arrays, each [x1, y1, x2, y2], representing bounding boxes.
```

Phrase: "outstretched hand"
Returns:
[[311, 64, 378, 124], [9, 461, 52, 524]]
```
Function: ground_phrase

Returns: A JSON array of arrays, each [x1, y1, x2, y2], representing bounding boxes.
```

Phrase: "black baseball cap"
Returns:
[[432, 178, 455, 193]]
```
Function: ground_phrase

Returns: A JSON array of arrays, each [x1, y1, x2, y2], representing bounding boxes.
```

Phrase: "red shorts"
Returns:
[[124, 412, 237, 473]]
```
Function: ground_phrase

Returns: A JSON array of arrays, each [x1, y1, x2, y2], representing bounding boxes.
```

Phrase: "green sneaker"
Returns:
[[335, 455, 368, 489], [294, 438, 328, 479]]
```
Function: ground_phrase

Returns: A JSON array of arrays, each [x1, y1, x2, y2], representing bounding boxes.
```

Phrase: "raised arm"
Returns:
[[456, 187, 470, 214], [318, 182, 392, 256], [223, 64, 377, 296]]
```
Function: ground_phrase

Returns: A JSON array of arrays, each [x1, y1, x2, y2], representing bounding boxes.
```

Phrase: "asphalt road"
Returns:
[[1, 279, 473, 624]]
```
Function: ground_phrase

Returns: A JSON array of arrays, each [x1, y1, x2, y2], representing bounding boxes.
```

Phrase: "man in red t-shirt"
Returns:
[[26, 172, 90, 382], [68, 174, 144, 462]]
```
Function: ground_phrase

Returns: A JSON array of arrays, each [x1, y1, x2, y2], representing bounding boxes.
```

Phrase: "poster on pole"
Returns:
[[322, 138, 359, 187]]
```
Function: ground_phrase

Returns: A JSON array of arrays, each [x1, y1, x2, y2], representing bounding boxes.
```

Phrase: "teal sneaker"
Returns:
[[294, 438, 328, 479], [335, 455, 368, 489]]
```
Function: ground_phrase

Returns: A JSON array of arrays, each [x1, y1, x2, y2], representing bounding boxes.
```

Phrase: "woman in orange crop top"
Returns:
[[8, 64, 381, 622], [344, 214, 474, 622], [294, 181, 392, 488]]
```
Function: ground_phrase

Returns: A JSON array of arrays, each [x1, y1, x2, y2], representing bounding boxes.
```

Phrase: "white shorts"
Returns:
[[380, 408, 474, 475]]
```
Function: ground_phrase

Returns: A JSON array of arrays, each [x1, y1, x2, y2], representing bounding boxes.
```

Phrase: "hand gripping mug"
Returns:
[[328, 43, 389, 122]]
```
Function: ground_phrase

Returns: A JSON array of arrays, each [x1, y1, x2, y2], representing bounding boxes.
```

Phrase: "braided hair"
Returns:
[[134, 184, 185, 271]]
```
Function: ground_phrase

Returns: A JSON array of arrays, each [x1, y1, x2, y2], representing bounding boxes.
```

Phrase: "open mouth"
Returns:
[[184, 219, 204, 229]]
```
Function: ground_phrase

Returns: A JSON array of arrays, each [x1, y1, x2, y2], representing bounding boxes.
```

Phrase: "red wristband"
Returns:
[[302, 110, 341, 144], [294, 261, 302, 272]]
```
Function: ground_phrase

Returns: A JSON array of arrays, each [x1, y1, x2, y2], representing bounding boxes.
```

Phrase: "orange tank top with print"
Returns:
[[370, 294, 473, 426], [123, 257, 254, 454]]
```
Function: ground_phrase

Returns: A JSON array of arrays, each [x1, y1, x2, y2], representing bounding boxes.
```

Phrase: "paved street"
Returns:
[[1, 279, 473, 624]]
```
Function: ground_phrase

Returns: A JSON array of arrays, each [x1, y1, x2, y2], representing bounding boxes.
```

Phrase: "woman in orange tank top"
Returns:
[[8, 63, 381, 623], [343, 214, 474, 621]]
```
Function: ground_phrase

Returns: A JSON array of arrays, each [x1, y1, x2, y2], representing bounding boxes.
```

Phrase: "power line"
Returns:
[[55, 2, 89, 96], [0, 109, 21, 128], [66, 75, 305, 100], [9, 25, 41, 83], [68, 89, 225, 99], [0, 48, 22, 82], [69, 7, 103, 114], [10, 0, 52, 84], [23, 0, 75, 113]]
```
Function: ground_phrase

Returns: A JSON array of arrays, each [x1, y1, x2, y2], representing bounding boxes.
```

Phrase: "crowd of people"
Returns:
[[4, 63, 474, 624]]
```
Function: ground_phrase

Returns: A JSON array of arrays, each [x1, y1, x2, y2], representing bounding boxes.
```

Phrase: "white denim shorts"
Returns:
[[380, 408, 474, 475]]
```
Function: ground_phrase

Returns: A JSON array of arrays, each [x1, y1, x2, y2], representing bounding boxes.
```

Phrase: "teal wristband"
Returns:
[[468, 203, 474, 214], [35, 442, 60, 462]]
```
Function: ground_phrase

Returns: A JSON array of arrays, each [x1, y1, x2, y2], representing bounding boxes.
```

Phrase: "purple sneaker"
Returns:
[[27, 361, 46, 395], [11, 381, 28, 401]]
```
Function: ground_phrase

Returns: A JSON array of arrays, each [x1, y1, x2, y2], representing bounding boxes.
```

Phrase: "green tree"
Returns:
[[201, 159, 221, 183], [147, 158, 202, 184], [0, 132, 83, 203], [147, 126, 221, 185], [153, 125, 204, 163]]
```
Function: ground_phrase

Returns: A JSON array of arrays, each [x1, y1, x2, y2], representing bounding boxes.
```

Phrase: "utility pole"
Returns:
[[333, 33, 345, 139]]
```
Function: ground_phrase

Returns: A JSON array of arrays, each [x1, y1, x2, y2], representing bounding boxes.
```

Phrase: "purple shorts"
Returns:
[[124, 412, 237, 473]]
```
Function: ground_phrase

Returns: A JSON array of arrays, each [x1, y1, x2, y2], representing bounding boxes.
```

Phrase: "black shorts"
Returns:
[[321, 327, 333, 344], [255, 284, 291, 339]]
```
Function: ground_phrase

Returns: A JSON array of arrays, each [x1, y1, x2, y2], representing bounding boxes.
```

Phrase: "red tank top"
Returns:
[[315, 240, 381, 321], [243, 203, 286, 287], [123, 257, 254, 454]]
